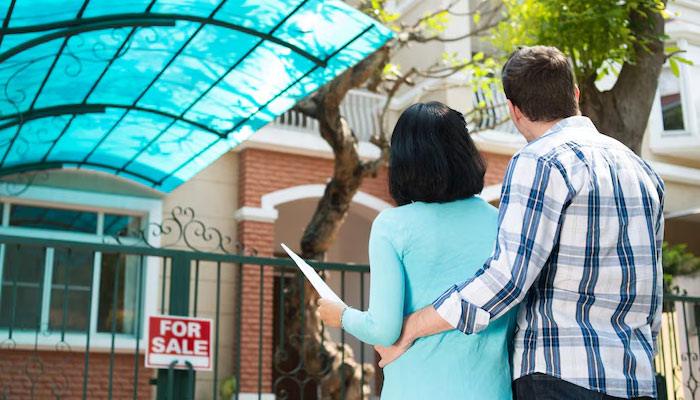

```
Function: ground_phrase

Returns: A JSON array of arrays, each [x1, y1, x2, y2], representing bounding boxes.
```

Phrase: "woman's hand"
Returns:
[[317, 299, 347, 327]]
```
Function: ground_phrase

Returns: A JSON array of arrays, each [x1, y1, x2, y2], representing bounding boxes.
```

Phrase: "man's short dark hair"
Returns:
[[502, 46, 579, 122], [389, 102, 486, 206]]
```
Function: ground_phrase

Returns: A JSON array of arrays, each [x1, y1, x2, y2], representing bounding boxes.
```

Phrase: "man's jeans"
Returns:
[[513, 374, 655, 400]]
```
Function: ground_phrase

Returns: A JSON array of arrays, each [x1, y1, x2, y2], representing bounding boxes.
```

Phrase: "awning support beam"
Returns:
[[0, 103, 226, 138], [0, 12, 327, 67]]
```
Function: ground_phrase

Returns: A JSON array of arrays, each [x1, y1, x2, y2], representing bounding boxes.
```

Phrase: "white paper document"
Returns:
[[280, 243, 344, 303]]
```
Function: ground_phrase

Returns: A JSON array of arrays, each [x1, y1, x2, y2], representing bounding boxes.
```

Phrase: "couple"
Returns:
[[318, 46, 664, 400]]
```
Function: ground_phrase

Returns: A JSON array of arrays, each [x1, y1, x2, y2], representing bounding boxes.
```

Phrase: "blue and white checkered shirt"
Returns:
[[433, 116, 664, 398]]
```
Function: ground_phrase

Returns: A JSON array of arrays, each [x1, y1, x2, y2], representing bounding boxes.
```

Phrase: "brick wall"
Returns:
[[483, 151, 512, 187], [0, 350, 153, 399], [237, 148, 393, 208], [234, 220, 275, 393]]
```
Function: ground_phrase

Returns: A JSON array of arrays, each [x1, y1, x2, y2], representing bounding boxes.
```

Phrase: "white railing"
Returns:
[[272, 89, 385, 142], [273, 86, 519, 141], [472, 84, 519, 135]]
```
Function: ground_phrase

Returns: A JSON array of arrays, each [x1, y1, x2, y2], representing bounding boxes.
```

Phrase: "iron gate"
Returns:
[[0, 207, 375, 400]]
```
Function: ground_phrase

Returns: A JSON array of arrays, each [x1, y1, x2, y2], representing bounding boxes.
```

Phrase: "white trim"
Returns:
[[648, 161, 700, 186], [40, 248, 54, 332], [478, 184, 502, 202], [672, 0, 700, 12], [236, 125, 382, 160], [10, 184, 162, 215], [648, 40, 700, 158], [234, 206, 279, 223], [666, 19, 700, 45], [472, 130, 526, 156], [235, 393, 275, 400], [0, 184, 163, 350], [666, 207, 700, 219], [388, 73, 470, 110], [235, 184, 393, 223]]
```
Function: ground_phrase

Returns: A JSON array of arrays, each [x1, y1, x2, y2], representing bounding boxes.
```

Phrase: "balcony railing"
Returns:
[[472, 84, 519, 135], [272, 89, 386, 142], [272, 86, 519, 142]]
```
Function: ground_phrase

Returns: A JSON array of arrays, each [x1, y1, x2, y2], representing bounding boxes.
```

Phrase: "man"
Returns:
[[322, 46, 664, 399]]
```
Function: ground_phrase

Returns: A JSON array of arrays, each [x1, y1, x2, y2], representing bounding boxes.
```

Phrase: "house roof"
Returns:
[[0, 0, 392, 192]]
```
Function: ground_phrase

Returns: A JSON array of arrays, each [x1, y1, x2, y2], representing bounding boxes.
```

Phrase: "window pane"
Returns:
[[0, 245, 46, 331], [103, 214, 143, 237], [659, 68, 685, 131], [10, 204, 98, 233], [97, 253, 141, 334], [48, 249, 94, 332]]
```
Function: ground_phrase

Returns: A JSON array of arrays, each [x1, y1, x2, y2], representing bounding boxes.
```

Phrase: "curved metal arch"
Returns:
[[0, 18, 177, 63], [0, 103, 227, 138], [0, 13, 327, 67], [0, 160, 162, 186]]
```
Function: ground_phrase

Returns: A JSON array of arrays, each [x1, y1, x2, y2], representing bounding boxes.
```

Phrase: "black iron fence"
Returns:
[[656, 292, 700, 400], [0, 228, 698, 399], [0, 230, 373, 400]]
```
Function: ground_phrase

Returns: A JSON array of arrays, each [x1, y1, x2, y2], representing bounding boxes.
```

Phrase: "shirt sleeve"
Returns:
[[341, 211, 405, 346], [433, 153, 575, 334]]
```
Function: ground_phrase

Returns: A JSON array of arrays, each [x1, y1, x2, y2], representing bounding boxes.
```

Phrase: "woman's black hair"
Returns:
[[389, 101, 486, 206]]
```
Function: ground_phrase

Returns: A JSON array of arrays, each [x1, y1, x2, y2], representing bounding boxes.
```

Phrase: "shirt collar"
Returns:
[[526, 116, 596, 146]]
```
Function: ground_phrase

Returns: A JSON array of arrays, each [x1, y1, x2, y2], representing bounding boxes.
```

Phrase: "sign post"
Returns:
[[154, 254, 193, 400]]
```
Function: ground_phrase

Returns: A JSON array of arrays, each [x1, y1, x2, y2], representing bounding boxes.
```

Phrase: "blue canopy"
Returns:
[[0, 0, 392, 192]]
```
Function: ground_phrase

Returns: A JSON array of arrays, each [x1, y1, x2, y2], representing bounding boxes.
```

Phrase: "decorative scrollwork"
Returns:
[[0, 339, 17, 398], [0, 170, 50, 196], [671, 286, 689, 297], [110, 206, 256, 255], [681, 351, 699, 363], [0, 25, 153, 166]]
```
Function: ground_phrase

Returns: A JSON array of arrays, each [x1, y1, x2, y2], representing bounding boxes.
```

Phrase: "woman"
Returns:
[[317, 102, 515, 399]]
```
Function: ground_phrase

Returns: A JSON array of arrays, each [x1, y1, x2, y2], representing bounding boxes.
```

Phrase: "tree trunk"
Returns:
[[279, 47, 390, 400], [579, 2, 666, 154]]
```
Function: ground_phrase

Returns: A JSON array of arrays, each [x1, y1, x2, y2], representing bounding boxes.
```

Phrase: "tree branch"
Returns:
[[291, 92, 322, 120]]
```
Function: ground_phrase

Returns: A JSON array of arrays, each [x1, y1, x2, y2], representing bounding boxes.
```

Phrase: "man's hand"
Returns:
[[317, 299, 347, 327], [374, 305, 454, 368], [374, 337, 413, 367]]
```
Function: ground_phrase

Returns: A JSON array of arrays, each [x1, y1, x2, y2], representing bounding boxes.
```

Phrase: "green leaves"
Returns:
[[669, 57, 680, 77], [662, 242, 700, 280], [422, 10, 451, 36], [492, 0, 667, 79], [362, 0, 400, 27], [666, 45, 694, 78]]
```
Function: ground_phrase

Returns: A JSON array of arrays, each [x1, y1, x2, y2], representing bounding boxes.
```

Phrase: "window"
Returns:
[[0, 202, 145, 338], [649, 40, 700, 157], [659, 68, 685, 131]]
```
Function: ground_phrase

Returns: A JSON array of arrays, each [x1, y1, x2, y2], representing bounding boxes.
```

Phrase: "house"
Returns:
[[1, 1, 698, 400]]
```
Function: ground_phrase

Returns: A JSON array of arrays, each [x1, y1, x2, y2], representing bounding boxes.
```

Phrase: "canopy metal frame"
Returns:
[[0, 0, 392, 192]]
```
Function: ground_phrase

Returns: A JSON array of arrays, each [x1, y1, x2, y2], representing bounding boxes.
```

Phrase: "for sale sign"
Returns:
[[145, 315, 213, 371]]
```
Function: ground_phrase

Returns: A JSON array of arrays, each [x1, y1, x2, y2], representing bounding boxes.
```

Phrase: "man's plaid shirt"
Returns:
[[433, 116, 664, 398]]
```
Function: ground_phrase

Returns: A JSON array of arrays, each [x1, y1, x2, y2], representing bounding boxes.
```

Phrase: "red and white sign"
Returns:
[[145, 315, 213, 371]]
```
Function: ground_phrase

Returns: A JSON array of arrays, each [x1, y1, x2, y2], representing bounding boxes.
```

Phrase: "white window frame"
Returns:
[[0, 184, 162, 351], [649, 39, 700, 153]]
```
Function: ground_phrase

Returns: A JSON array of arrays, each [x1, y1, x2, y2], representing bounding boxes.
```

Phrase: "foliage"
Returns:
[[356, 0, 503, 134], [492, 0, 669, 79], [219, 376, 236, 400], [662, 242, 700, 286]]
